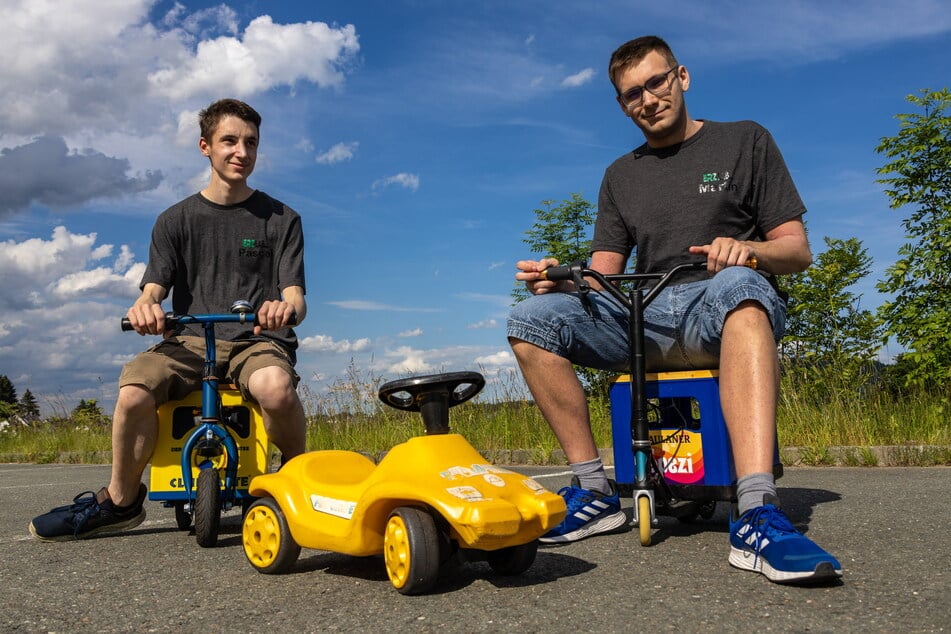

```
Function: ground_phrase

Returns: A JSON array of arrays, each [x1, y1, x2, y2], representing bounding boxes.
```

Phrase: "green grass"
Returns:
[[1, 368, 948, 465], [778, 385, 944, 446]]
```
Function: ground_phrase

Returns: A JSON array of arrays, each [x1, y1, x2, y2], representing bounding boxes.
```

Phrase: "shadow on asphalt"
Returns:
[[608, 484, 843, 545], [273, 547, 595, 595]]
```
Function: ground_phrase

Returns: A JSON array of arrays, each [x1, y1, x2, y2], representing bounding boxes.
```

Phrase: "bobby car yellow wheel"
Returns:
[[638, 495, 652, 546], [243, 497, 301, 574], [384, 507, 442, 595]]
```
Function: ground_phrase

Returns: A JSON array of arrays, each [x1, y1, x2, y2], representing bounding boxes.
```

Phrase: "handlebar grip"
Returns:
[[120, 318, 133, 331], [539, 265, 572, 282]]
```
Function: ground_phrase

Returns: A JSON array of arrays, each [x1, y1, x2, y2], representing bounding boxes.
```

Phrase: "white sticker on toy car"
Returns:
[[482, 473, 505, 487], [522, 478, 545, 493], [441, 466, 475, 480], [310, 494, 357, 520], [447, 486, 484, 501]]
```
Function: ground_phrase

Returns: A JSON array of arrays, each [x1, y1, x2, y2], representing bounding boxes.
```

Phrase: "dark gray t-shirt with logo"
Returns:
[[594, 120, 805, 286], [141, 190, 306, 354]]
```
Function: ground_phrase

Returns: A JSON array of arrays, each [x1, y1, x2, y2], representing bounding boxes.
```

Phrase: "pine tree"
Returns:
[[0, 375, 17, 404], [20, 389, 40, 419]]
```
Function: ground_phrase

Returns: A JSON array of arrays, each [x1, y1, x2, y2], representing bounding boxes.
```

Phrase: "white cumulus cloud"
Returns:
[[148, 16, 360, 101], [299, 334, 372, 353], [316, 141, 359, 165], [561, 68, 595, 88], [372, 172, 420, 192]]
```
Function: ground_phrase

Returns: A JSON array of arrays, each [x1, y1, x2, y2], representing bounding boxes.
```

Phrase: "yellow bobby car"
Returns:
[[242, 372, 567, 595]]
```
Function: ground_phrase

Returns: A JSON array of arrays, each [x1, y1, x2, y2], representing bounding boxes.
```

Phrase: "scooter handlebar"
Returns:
[[538, 256, 757, 283]]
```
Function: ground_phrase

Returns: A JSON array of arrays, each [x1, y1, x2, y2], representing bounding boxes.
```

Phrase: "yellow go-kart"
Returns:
[[242, 372, 567, 595]]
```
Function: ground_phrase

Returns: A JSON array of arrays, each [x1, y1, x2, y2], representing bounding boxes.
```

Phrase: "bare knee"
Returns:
[[115, 384, 156, 416], [724, 300, 771, 332], [247, 367, 298, 412], [511, 338, 548, 360]]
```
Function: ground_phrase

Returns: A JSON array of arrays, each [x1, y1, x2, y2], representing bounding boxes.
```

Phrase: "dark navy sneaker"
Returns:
[[539, 479, 626, 544], [30, 484, 147, 542], [729, 495, 842, 584]]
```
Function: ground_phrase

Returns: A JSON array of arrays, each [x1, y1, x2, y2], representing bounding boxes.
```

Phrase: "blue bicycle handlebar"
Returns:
[[120, 309, 297, 331]]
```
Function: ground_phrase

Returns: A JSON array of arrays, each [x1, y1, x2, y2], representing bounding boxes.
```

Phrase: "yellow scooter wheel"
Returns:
[[638, 496, 652, 546], [243, 497, 301, 574], [384, 507, 442, 595]]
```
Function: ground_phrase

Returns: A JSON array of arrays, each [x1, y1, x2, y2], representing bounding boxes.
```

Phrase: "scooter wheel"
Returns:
[[173, 502, 191, 531], [243, 497, 300, 574], [485, 540, 538, 576], [194, 468, 221, 548], [638, 496, 652, 546], [384, 507, 442, 595]]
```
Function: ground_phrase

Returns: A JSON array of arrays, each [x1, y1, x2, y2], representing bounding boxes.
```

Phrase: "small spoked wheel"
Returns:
[[243, 497, 301, 574], [194, 467, 222, 548], [384, 507, 443, 595], [173, 502, 191, 531], [485, 540, 538, 576], [637, 496, 652, 546]]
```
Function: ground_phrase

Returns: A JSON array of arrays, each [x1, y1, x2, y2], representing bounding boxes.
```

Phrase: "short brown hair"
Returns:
[[608, 36, 679, 93], [198, 98, 262, 140]]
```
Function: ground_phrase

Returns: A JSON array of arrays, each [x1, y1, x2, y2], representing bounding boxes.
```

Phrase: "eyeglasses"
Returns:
[[618, 67, 679, 108]]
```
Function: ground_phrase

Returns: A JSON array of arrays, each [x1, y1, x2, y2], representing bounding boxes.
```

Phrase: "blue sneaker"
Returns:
[[539, 479, 626, 544], [729, 496, 842, 584], [29, 485, 147, 542]]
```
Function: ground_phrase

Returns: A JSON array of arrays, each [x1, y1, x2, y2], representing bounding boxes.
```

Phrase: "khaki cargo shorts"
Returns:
[[118, 336, 299, 406]]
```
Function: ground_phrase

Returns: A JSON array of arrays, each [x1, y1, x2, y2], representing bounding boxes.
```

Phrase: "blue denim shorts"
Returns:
[[507, 267, 787, 372]]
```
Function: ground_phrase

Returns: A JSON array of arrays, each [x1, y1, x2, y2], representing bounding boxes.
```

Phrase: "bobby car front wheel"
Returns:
[[485, 540, 538, 576], [243, 497, 301, 574], [384, 507, 442, 595], [194, 467, 222, 548]]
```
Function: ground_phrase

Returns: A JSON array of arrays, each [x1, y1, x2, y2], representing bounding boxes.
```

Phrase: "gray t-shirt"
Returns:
[[593, 120, 806, 285], [141, 191, 306, 354]]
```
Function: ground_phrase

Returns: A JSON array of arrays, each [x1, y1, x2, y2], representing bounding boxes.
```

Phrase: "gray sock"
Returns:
[[571, 457, 611, 496], [736, 472, 777, 516]]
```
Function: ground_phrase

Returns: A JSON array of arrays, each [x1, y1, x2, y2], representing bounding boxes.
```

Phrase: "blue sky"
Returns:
[[0, 0, 949, 416]]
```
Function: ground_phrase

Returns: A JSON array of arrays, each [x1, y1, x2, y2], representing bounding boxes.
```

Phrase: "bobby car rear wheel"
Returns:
[[485, 540, 538, 576], [194, 467, 221, 548], [384, 507, 442, 595], [243, 497, 301, 574]]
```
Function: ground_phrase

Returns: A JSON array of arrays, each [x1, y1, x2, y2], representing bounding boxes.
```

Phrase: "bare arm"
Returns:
[[688, 217, 812, 275], [125, 283, 169, 336]]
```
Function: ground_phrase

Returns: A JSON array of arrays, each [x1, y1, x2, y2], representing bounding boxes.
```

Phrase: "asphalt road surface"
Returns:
[[2, 463, 948, 633]]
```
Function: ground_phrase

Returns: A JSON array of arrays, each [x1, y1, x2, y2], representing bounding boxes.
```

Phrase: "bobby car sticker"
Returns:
[[310, 494, 358, 520]]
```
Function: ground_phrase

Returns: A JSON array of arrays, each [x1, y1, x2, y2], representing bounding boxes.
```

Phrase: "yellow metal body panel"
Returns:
[[248, 434, 567, 556], [150, 389, 270, 497]]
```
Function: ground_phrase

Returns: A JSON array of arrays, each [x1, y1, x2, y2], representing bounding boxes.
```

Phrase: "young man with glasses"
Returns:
[[507, 36, 842, 584]]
